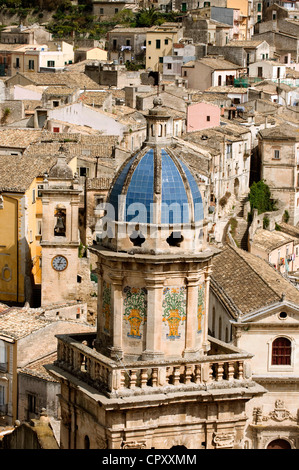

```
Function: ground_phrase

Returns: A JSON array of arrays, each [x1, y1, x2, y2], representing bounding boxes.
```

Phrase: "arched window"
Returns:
[[272, 337, 292, 365], [84, 435, 90, 449]]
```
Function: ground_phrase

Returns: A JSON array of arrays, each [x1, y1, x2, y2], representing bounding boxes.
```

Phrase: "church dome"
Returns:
[[108, 146, 203, 226], [100, 97, 207, 254]]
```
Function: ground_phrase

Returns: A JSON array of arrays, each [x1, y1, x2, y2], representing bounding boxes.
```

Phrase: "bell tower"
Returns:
[[40, 148, 81, 307]]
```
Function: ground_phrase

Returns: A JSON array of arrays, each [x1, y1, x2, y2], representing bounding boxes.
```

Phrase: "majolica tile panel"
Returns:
[[197, 283, 205, 334], [123, 286, 147, 339], [162, 286, 186, 340]]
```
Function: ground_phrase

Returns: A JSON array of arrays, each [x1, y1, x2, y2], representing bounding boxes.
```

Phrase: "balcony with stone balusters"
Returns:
[[50, 332, 258, 399]]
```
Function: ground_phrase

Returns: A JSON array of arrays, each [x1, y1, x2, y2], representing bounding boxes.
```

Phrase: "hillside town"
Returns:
[[0, 0, 298, 451]]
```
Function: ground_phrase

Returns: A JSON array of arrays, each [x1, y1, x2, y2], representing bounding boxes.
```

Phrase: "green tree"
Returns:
[[249, 180, 276, 215], [112, 8, 136, 26], [135, 6, 162, 27]]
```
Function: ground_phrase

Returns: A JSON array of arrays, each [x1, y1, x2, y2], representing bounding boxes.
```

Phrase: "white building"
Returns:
[[210, 244, 299, 449], [249, 60, 287, 81]]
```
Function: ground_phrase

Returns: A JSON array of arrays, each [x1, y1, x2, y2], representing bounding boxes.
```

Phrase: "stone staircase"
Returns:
[[234, 217, 249, 250], [229, 196, 250, 251], [235, 196, 248, 218]]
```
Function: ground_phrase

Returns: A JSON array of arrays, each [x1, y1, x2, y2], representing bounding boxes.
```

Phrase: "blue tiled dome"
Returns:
[[108, 146, 203, 225]]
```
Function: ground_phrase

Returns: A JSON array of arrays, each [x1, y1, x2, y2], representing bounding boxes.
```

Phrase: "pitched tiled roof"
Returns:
[[0, 129, 44, 148], [14, 72, 101, 89], [258, 124, 299, 140], [20, 352, 59, 382], [24, 133, 117, 160], [206, 86, 248, 94], [0, 153, 73, 192], [43, 86, 78, 96], [226, 40, 264, 48], [19, 351, 58, 382], [251, 229, 295, 253], [199, 57, 242, 70], [79, 91, 111, 106], [0, 307, 53, 339], [280, 222, 299, 239], [211, 245, 299, 317]]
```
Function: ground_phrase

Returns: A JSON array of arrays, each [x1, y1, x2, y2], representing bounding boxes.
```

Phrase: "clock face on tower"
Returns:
[[52, 255, 68, 272]]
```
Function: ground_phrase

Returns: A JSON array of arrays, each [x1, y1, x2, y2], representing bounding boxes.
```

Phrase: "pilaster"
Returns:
[[202, 264, 212, 353], [109, 272, 124, 361], [183, 274, 201, 359], [142, 274, 164, 361]]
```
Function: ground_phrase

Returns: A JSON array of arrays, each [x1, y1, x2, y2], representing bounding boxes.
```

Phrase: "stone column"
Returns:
[[183, 274, 201, 359], [142, 274, 164, 361], [41, 197, 50, 241], [70, 199, 79, 243], [202, 265, 212, 353]]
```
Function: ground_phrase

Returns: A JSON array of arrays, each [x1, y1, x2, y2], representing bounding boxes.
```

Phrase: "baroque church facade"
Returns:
[[46, 98, 265, 449]]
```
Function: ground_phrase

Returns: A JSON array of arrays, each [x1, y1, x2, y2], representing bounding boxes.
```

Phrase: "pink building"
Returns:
[[187, 101, 220, 133]]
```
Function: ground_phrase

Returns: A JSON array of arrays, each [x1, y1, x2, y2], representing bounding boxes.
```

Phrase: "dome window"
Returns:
[[167, 231, 184, 247], [129, 230, 145, 247]]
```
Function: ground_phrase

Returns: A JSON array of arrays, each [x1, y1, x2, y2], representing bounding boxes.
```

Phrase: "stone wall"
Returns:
[[17, 372, 60, 422], [0, 100, 24, 125], [207, 45, 246, 67]]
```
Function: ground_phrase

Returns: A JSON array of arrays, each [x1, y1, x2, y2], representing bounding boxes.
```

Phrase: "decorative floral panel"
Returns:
[[102, 280, 111, 335], [123, 287, 147, 339], [162, 286, 186, 340], [197, 284, 205, 334]]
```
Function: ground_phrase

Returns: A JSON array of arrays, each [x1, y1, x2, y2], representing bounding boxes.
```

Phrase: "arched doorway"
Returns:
[[84, 435, 90, 449], [267, 439, 291, 449], [234, 178, 240, 197]]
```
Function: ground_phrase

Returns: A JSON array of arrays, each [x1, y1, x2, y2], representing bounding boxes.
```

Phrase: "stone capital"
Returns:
[[109, 273, 124, 287], [144, 275, 165, 289], [186, 275, 201, 287]]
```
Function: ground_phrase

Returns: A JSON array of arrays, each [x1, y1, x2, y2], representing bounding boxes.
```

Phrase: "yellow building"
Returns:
[[145, 23, 183, 73], [227, 0, 250, 40], [74, 47, 108, 63], [0, 153, 77, 306]]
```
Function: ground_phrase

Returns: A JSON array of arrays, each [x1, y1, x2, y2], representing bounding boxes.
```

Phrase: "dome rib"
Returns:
[[108, 146, 204, 225]]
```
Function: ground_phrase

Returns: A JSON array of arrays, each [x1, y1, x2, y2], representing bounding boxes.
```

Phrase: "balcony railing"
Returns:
[[53, 333, 253, 398]]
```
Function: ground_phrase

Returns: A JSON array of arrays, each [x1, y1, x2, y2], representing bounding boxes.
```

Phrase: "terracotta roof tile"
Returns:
[[251, 229, 295, 253], [211, 245, 299, 316], [12, 72, 101, 90]]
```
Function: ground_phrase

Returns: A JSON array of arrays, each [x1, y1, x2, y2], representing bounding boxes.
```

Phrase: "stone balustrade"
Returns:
[[54, 333, 252, 398]]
